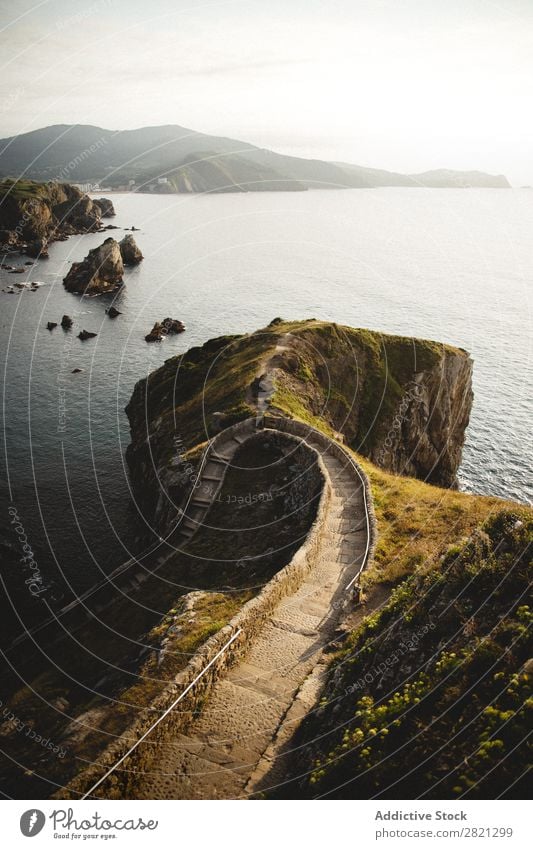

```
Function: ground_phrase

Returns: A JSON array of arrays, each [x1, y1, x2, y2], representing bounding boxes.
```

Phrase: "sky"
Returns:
[[0, 0, 532, 184]]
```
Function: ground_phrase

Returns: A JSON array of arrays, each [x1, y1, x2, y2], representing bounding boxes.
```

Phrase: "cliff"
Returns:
[[125, 319, 473, 535], [0, 178, 113, 255]]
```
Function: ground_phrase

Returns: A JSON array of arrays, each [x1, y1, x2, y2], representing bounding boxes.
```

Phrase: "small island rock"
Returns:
[[92, 198, 115, 218], [63, 238, 124, 295], [145, 317, 186, 342], [119, 234, 143, 266]]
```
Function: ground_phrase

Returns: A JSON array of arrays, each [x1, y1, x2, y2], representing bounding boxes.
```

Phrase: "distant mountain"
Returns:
[[0, 124, 511, 191]]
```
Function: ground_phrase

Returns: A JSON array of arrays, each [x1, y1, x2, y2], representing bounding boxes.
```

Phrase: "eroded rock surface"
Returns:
[[63, 238, 124, 295], [119, 234, 143, 266]]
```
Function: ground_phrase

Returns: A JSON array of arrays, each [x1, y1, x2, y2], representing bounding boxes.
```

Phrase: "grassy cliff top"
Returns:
[[0, 177, 78, 201], [127, 317, 466, 454]]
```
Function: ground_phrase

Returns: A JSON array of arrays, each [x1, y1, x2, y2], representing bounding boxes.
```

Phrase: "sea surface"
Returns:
[[1, 188, 531, 634]]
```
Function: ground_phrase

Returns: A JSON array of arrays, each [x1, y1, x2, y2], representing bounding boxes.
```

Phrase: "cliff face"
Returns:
[[265, 322, 473, 488], [367, 348, 473, 486], [125, 320, 473, 536], [0, 179, 113, 254]]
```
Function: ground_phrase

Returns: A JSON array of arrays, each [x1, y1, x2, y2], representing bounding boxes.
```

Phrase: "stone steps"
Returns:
[[111, 418, 371, 800]]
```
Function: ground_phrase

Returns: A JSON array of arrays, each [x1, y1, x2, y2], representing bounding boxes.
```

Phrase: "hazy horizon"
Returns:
[[1, 0, 532, 184]]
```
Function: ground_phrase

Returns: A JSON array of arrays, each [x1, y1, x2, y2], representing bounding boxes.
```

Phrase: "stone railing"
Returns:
[[262, 414, 378, 579], [62, 429, 331, 799], [61, 414, 376, 799]]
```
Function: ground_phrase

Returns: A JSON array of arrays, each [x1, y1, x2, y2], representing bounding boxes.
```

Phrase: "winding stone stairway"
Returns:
[[126, 421, 373, 799]]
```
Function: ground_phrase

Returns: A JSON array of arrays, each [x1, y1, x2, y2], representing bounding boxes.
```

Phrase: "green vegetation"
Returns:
[[127, 331, 266, 452], [107, 591, 249, 726], [127, 317, 459, 522], [268, 320, 446, 452], [0, 177, 46, 200], [0, 177, 72, 203], [278, 510, 532, 799], [357, 455, 521, 585]]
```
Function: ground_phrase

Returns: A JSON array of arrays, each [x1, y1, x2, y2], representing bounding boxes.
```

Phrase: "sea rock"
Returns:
[[162, 317, 186, 334], [119, 234, 143, 266], [72, 368, 83, 373], [47, 322, 57, 331], [61, 314, 73, 329], [106, 306, 121, 318], [92, 198, 115, 218], [145, 323, 165, 342], [0, 230, 18, 252], [145, 317, 185, 342], [52, 194, 101, 233], [78, 329, 97, 341], [25, 238, 49, 259], [63, 238, 124, 295]]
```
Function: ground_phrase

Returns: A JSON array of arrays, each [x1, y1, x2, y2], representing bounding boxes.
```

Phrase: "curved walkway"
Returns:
[[116, 418, 375, 799]]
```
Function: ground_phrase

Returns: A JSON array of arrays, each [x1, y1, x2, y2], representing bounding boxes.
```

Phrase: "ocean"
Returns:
[[1, 187, 531, 635]]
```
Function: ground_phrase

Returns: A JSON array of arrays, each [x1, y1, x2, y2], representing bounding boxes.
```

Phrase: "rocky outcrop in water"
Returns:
[[258, 321, 473, 488], [92, 198, 115, 218], [119, 234, 143, 266], [0, 179, 114, 256], [126, 320, 474, 535], [63, 238, 124, 295], [145, 317, 185, 342], [53, 194, 102, 233], [25, 238, 49, 259]]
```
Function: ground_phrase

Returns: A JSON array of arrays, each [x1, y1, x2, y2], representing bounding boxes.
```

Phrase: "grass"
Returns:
[[242, 319, 455, 456], [288, 509, 532, 800], [355, 455, 528, 586], [105, 591, 248, 727]]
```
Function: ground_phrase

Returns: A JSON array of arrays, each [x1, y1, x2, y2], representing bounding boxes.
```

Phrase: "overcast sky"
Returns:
[[0, 0, 532, 184]]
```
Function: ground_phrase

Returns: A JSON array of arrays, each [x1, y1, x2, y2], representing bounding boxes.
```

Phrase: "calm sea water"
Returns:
[[1, 188, 531, 629]]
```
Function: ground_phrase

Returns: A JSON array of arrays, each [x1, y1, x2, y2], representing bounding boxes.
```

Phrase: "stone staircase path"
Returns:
[[131, 430, 368, 799]]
